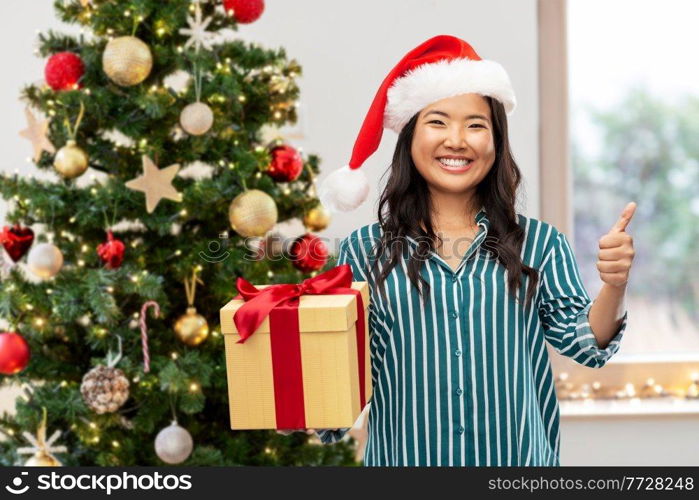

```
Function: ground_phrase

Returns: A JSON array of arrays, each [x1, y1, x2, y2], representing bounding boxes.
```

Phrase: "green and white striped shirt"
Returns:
[[317, 206, 627, 466]]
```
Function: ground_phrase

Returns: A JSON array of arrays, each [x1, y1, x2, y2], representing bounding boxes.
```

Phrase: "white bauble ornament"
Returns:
[[27, 243, 63, 279], [179, 102, 214, 135], [155, 421, 193, 464]]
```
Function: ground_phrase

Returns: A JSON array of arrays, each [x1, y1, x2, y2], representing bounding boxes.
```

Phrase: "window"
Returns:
[[539, 0, 699, 407], [568, 0, 699, 357]]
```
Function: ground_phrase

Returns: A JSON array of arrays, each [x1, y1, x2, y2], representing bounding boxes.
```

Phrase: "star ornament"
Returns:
[[125, 155, 183, 214], [179, 3, 215, 52], [19, 107, 56, 161]]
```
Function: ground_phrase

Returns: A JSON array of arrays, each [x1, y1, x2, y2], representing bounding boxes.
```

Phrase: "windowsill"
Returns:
[[607, 353, 699, 364], [560, 397, 699, 417]]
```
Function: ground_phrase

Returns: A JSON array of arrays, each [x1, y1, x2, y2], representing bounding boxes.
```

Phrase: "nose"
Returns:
[[443, 124, 469, 150]]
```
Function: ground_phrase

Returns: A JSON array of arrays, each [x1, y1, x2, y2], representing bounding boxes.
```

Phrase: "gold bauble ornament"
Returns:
[[174, 307, 209, 346], [180, 102, 214, 135], [303, 203, 332, 232], [228, 189, 278, 238], [53, 140, 88, 179], [25, 450, 62, 467], [102, 36, 153, 86]]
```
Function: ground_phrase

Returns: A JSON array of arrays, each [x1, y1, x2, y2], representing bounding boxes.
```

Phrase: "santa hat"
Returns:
[[318, 34, 516, 213]]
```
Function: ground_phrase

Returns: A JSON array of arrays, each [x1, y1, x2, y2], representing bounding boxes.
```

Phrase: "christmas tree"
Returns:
[[0, 0, 358, 466]]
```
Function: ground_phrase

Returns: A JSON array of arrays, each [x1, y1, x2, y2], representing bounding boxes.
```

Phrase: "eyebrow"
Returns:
[[424, 110, 490, 122]]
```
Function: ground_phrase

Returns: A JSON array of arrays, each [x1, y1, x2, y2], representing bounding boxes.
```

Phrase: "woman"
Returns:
[[294, 35, 635, 466]]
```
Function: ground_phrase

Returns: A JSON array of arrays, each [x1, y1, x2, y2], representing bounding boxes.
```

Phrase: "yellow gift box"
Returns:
[[220, 280, 372, 430]]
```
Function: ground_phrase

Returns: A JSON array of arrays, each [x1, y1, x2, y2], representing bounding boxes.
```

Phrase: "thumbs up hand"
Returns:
[[596, 202, 636, 288]]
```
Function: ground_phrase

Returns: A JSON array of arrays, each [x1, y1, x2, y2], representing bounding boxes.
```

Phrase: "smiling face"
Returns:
[[410, 93, 496, 199]]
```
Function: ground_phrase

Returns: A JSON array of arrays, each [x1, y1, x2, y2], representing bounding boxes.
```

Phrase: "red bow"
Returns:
[[231, 264, 367, 429]]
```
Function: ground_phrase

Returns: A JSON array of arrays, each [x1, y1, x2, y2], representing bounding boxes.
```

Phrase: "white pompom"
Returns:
[[318, 165, 370, 213]]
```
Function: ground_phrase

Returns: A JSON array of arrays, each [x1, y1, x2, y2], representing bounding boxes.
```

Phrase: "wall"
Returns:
[[0, 0, 540, 249]]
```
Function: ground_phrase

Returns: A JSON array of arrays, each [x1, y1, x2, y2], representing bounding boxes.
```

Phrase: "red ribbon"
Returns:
[[232, 264, 367, 429]]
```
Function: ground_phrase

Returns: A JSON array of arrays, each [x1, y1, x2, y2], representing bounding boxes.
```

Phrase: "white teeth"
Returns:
[[438, 158, 472, 167]]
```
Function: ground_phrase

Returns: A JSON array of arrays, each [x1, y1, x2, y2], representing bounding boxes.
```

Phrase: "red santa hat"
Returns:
[[318, 34, 516, 213]]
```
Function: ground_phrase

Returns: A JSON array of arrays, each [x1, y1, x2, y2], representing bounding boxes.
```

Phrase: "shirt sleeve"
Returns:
[[315, 237, 361, 444], [537, 230, 628, 368]]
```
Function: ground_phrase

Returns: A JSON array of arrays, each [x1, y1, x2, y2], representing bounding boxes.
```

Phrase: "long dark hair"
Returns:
[[368, 95, 539, 309]]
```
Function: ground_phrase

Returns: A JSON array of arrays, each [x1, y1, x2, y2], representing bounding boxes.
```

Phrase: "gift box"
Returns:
[[219, 264, 372, 430]]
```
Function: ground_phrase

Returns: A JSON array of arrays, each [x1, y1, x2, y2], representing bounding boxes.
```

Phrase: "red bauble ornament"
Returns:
[[266, 145, 303, 182], [97, 231, 125, 269], [289, 233, 328, 273], [0, 332, 31, 375], [223, 0, 265, 23], [44, 52, 85, 91], [0, 224, 34, 262]]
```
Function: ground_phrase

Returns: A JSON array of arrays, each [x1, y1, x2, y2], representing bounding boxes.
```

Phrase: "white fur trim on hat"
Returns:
[[383, 57, 516, 133]]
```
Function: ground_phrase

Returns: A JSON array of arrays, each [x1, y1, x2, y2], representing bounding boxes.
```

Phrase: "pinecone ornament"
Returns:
[[80, 365, 130, 414]]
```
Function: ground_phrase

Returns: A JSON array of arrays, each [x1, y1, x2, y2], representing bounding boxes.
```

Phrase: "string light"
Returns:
[[170, 352, 178, 360], [189, 382, 199, 392]]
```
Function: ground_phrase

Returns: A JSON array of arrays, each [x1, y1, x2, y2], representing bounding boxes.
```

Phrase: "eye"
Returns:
[[428, 120, 444, 125]]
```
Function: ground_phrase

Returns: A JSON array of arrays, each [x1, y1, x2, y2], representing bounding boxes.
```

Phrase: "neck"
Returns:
[[428, 188, 480, 230]]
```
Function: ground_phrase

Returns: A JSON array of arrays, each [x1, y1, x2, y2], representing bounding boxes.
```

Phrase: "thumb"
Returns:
[[609, 202, 637, 233]]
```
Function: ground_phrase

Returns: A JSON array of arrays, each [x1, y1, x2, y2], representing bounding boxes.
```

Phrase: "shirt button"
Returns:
[[452, 311, 458, 319], [457, 426, 465, 434], [455, 350, 462, 357], [456, 388, 463, 396], [452, 275, 457, 282]]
